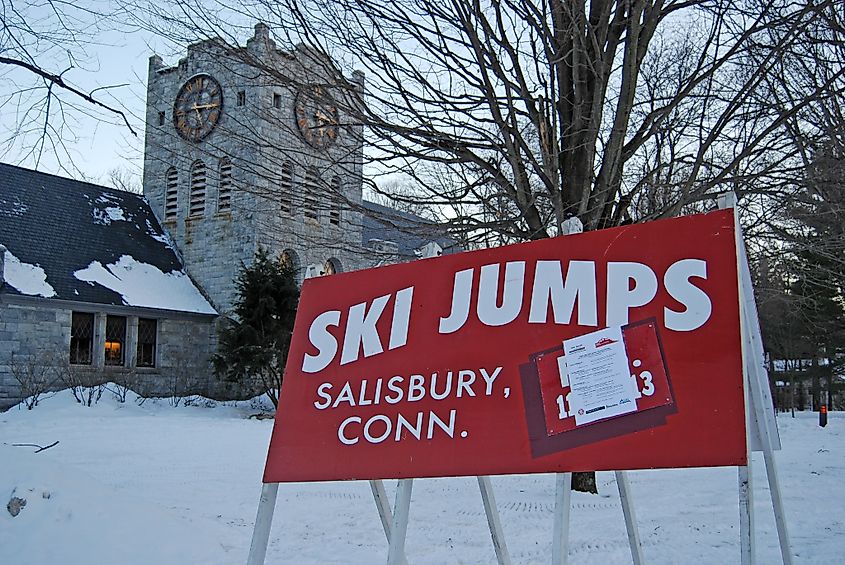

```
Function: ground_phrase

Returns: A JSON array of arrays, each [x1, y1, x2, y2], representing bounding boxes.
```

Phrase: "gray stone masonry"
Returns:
[[0, 302, 70, 409], [0, 244, 6, 286], [143, 23, 368, 315], [0, 300, 238, 410]]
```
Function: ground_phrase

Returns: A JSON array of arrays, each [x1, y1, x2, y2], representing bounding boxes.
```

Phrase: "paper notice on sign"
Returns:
[[563, 326, 639, 426]]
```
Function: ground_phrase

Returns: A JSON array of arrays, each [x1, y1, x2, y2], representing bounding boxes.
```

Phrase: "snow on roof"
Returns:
[[0, 163, 210, 314], [92, 194, 130, 225], [2, 247, 56, 298], [73, 255, 216, 315]]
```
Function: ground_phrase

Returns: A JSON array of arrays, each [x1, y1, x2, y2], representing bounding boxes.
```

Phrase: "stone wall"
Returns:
[[0, 300, 230, 411], [0, 303, 69, 409]]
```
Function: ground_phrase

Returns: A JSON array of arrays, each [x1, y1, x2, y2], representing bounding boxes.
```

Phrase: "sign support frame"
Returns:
[[551, 218, 645, 565], [246, 202, 793, 565], [551, 473, 572, 565], [387, 479, 413, 565], [246, 483, 279, 565], [718, 191, 793, 565], [370, 479, 409, 565]]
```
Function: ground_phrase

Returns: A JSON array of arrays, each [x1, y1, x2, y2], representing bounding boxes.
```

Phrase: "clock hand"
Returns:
[[314, 109, 334, 124], [191, 102, 220, 110]]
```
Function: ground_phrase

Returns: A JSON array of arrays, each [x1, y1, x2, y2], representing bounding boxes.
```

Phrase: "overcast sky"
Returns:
[[1, 5, 391, 196]]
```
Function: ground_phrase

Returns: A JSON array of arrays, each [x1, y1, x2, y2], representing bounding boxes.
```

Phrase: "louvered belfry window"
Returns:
[[329, 176, 342, 226], [218, 158, 233, 212], [165, 167, 178, 221], [189, 160, 206, 218], [303, 167, 319, 221], [279, 161, 294, 215]]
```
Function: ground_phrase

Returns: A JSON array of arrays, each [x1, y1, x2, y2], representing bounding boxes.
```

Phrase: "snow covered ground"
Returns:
[[1, 388, 841, 564]]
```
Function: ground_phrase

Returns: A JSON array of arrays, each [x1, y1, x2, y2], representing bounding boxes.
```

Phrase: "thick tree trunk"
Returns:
[[572, 471, 598, 494], [826, 372, 833, 410]]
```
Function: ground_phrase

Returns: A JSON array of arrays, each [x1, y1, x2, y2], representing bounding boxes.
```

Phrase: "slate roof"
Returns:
[[361, 200, 459, 261], [0, 162, 215, 314]]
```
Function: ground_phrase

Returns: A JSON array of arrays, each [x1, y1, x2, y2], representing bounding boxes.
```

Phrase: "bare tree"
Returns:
[[130, 0, 843, 491], [9, 351, 55, 409], [130, 1, 841, 235], [0, 0, 139, 174], [106, 166, 143, 193]]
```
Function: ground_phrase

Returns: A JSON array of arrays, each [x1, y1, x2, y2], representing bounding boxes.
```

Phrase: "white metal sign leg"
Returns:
[[371, 480, 409, 565], [763, 451, 793, 565], [246, 483, 279, 565], [551, 473, 572, 565], [477, 476, 512, 565], [738, 464, 755, 565], [615, 471, 645, 565], [387, 479, 414, 565]]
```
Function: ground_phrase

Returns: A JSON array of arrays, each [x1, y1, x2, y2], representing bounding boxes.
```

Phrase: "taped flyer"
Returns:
[[521, 319, 676, 458]]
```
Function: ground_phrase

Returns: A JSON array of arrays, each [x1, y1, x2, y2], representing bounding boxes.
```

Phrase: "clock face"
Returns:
[[294, 86, 339, 149], [173, 74, 223, 142]]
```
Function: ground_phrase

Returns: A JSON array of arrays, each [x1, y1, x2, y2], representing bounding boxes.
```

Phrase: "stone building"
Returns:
[[143, 23, 368, 313], [0, 25, 454, 409], [0, 163, 219, 408]]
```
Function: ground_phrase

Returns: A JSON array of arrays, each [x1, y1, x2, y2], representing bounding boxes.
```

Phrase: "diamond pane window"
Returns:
[[105, 315, 126, 366], [137, 318, 157, 368], [70, 312, 94, 365]]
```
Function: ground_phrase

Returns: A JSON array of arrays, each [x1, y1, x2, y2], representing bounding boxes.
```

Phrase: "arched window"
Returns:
[[279, 161, 294, 215], [218, 158, 233, 212], [303, 167, 319, 222], [164, 167, 178, 221], [329, 176, 342, 226], [281, 248, 302, 284], [189, 160, 207, 218], [323, 257, 342, 275]]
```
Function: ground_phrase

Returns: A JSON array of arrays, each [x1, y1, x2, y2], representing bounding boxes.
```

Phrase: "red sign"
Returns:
[[263, 209, 746, 482]]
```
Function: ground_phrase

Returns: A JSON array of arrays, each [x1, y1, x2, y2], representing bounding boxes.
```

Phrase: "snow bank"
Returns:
[[0, 444, 230, 564], [73, 255, 216, 314], [2, 247, 56, 298], [1, 389, 841, 565]]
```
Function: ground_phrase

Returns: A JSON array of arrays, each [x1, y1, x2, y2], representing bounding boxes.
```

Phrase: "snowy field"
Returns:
[[1, 388, 841, 564]]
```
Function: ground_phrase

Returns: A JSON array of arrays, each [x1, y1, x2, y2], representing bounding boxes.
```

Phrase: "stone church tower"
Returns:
[[142, 23, 366, 314]]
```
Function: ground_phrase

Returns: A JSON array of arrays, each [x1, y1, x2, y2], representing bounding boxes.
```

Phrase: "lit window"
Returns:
[[323, 258, 341, 275], [218, 158, 233, 212], [190, 160, 206, 218], [69, 312, 94, 365], [165, 167, 178, 221], [137, 318, 157, 368], [105, 315, 127, 366], [279, 161, 294, 214]]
